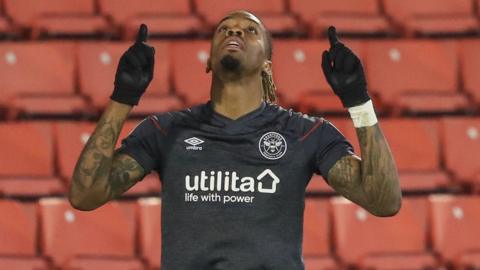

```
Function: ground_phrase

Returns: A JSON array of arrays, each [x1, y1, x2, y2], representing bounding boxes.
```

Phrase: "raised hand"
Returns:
[[111, 24, 155, 106], [321, 26, 370, 108]]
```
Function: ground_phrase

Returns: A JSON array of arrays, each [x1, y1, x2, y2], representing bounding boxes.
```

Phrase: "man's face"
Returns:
[[208, 12, 269, 77]]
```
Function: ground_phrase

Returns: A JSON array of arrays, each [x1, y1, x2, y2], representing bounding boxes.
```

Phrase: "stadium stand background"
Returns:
[[0, 0, 479, 269]]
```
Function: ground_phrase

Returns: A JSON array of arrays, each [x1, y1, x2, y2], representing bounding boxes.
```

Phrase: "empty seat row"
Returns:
[[1, 39, 480, 119], [0, 198, 159, 269], [307, 117, 480, 194], [1, 196, 480, 269], [0, 121, 161, 197], [0, 117, 479, 197], [1, 0, 480, 38]]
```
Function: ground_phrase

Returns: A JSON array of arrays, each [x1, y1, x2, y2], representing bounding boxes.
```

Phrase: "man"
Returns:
[[69, 11, 401, 270]]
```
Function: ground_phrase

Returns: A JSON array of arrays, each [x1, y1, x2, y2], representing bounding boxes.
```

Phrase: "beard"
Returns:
[[220, 54, 241, 72]]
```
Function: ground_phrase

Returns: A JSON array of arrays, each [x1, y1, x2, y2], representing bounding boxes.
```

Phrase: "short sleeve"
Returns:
[[312, 120, 354, 180], [118, 116, 163, 174]]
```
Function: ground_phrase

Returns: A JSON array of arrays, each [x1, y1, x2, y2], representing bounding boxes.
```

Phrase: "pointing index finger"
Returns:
[[136, 24, 148, 43], [327, 26, 339, 48]]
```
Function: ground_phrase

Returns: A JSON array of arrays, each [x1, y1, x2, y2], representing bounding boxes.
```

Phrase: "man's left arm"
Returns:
[[321, 26, 401, 217], [327, 124, 401, 217]]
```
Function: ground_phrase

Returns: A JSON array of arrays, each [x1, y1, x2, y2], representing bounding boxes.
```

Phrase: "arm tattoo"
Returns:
[[328, 124, 402, 216], [74, 117, 122, 189], [108, 152, 145, 199], [70, 102, 141, 208]]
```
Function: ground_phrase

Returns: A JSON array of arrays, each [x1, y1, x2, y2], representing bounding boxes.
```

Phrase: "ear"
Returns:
[[206, 58, 212, 73], [262, 60, 272, 75]]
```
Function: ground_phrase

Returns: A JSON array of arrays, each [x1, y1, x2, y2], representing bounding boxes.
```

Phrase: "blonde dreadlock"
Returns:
[[262, 71, 276, 103], [261, 27, 276, 104]]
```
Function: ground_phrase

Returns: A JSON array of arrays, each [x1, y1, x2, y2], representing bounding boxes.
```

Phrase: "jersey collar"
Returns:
[[204, 100, 267, 133]]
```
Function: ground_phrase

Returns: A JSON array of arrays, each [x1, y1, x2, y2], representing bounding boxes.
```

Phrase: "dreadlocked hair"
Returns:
[[262, 71, 276, 103], [262, 28, 277, 103]]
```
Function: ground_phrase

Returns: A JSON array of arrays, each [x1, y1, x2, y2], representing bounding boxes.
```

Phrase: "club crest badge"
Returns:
[[258, 132, 287, 160]]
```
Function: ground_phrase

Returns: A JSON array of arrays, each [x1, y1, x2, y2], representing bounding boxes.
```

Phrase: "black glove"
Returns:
[[321, 26, 370, 108], [111, 24, 155, 106]]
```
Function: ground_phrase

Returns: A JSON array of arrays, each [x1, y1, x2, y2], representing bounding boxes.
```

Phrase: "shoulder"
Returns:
[[147, 103, 208, 134], [266, 103, 327, 138]]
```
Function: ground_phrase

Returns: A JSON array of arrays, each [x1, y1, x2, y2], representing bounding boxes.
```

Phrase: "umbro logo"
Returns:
[[185, 137, 204, 151]]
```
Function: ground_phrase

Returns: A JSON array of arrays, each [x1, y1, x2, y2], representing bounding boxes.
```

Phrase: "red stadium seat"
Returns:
[[303, 199, 339, 269], [0, 17, 12, 36], [98, 0, 202, 36], [366, 40, 469, 114], [379, 119, 447, 191], [63, 258, 144, 270], [0, 42, 86, 117], [171, 41, 211, 106], [138, 198, 161, 269], [0, 200, 50, 267], [290, 0, 391, 36], [0, 257, 50, 270], [54, 121, 161, 195], [460, 40, 480, 107], [429, 195, 480, 269], [0, 200, 37, 256], [303, 199, 333, 258], [3, 0, 109, 37], [272, 40, 364, 112], [39, 198, 137, 267], [77, 41, 183, 113], [339, 118, 449, 191], [441, 117, 480, 187], [0, 122, 64, 196], [306, 174, 335, 193], [303, 257, 338, 270], [384, 0, 478, 36], [331, 197, 438, 269], [194, 0, 298, 34]]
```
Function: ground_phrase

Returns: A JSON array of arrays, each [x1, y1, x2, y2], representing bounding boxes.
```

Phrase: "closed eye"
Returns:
[[247, 26, 258, 34]]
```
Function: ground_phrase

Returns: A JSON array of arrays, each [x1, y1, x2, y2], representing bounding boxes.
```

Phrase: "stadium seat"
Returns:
[[0, 200, 37, 256], [272, 40, 364, 112], [99, 0, 202, 37], [54, 121, 161, 195], [171, 41, 211, 106], [366, 40, 469, 114], [459, 40, 480, 107], [77, 41, 183, 113], [0, 17, 12, 36], [303, 199, 335, 259], [194, 0, 298, 34], [306, 174, 335, 193], [429, 195, 480, 269], [39, 198, 138, 267], [338, 118, 449, 191], [3, 0, 109, 38], [0, 200, 50, 268], [441, 117, 480, 187], [303, 257, 338, 270], [138, 198, 161, 269], [0, 258, 50, 270], [383, 0, 478, 36], [0, 122, 64, 196], [63, 258, 144, 270], [380, 119, 447, 191], [331, 197, 438, 269], [290, 0, 391, 36], [0, 42, 86, 118]]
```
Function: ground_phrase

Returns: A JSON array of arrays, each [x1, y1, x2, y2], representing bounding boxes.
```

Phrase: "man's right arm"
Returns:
[[69, 101, 145, 211], [69, 24, 155, 210]]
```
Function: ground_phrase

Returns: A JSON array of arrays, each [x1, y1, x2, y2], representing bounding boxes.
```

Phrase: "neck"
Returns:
[[210, 72, 263, 120]]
